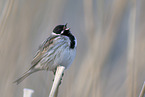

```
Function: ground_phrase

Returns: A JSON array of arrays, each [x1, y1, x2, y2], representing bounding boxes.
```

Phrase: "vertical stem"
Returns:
[[139, 82, 145, 97], [54, 85, 59, 97], [83, 0, 95, 45], [127, 0, 136, 97], [23, 88, 34, 97], [0, 0, 14, 36], [49, 66, 65, 97]]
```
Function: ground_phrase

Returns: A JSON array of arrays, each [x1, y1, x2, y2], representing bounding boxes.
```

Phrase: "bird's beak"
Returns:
[[63, 23, 68, 30], [65, 23, 67, 28], [65, 28, 70, 30]]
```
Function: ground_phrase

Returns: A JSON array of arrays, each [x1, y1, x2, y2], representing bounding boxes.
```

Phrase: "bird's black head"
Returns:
[[53, 24, 76, 49], [53, 24, 67, 34]]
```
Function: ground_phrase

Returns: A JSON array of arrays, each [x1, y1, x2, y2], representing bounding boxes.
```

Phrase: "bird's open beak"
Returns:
[[63, 23, 68, 30], [65, 28, 70, 30]]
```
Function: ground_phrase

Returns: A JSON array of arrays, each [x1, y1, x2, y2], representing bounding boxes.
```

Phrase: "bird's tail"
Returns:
[[13, 69, 38, 85]]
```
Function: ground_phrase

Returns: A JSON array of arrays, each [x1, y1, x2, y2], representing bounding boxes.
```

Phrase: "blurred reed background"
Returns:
[[0, 0, 145, 97]]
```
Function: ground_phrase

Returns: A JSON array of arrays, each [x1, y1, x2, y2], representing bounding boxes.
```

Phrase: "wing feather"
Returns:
[[31, 35, 59, 65]]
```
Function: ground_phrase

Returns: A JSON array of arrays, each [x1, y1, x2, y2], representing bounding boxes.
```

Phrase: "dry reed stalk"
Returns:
[[0, 0, 14, 36], [83, 0, 95, 45], [72, 0, 127, 96], [139, 82, 145, 97], [49, 66, 65, 97], [23, 88, 34, 97], [127, 0, 136, 97]]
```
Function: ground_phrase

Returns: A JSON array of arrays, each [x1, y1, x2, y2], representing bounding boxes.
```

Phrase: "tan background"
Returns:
[[0, 0, 145, 97]]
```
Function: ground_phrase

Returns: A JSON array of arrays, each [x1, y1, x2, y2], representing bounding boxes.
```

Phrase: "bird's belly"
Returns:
[[49, 48, 76, 70], [61, 49, 76, 68]]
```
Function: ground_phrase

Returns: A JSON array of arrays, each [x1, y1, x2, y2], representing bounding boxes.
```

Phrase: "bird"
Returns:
[[14, 23, 77, 84]]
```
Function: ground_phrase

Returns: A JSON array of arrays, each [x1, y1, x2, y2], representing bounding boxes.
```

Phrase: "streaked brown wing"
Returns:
[[31, 35, 59, 65]]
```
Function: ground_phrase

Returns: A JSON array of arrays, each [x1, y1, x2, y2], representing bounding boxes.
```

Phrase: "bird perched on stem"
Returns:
[[14, 23, 77, 84]]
